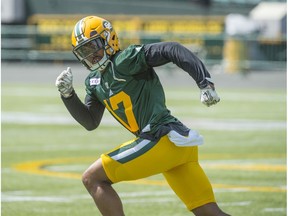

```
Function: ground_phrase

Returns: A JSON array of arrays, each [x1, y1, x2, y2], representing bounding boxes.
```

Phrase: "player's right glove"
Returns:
[[200, 85, 220, 107], [55, 67, 74, 98]]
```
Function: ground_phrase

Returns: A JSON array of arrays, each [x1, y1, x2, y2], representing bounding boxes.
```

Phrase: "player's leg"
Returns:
[[100, 136, 198, 182], [85, 135, 226, 215], [81, 137, 163, 215], [192, 203, 231, 216], [163, 160, 230, 216], [82, 137, 164, 216], [82, 158, 124, 216]]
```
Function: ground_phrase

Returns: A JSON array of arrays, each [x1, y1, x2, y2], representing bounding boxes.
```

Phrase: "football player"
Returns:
[[56, 16, 229, 216]]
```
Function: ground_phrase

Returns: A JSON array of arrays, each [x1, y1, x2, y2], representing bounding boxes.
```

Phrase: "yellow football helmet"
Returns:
[[71, 16, 120, 71]]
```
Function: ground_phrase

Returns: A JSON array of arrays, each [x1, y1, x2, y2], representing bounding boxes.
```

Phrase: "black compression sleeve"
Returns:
[[61, 92, 105, 131], [143, 42, 212, 88]]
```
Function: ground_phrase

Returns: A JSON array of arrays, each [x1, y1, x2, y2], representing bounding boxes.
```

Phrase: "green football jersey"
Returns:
[[85, 45, 179, 136]]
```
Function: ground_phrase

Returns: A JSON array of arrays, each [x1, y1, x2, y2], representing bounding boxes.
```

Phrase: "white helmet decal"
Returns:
[[103, 21, 113, 30], [74, 19, 88, 46]]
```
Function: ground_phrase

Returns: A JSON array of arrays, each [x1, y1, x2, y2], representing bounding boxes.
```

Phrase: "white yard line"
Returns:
[[1, 190, 253, 207], [1, 190, 174, 203], [219, 201, 251, 207], [2, 112, 286, 131], [262, 208, 286, 212], [165, 91, 286, 102], [2, 194, 72, 203], [2, 88, 286, 102]]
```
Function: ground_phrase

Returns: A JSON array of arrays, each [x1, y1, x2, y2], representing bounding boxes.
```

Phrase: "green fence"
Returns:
[[2, 24, 286, 72]]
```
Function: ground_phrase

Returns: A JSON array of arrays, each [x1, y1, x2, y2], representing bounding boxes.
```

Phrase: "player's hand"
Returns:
[[200, 85, 220, 107], [55, 67, 74, 98]]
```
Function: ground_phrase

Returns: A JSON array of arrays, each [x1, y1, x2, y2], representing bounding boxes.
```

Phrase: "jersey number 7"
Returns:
[[104, 91, 139, 133]]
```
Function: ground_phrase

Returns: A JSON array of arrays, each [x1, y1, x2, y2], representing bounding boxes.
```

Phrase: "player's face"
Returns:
[[73, 37, 106, 71], [86, 48, 104, 64], [75, 37, 104, 60]]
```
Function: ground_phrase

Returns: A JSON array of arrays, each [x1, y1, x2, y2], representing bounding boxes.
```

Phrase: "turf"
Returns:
[[2, 83, 286, 216]]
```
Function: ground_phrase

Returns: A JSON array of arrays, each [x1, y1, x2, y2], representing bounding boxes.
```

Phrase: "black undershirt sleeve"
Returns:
[[61, 91, 105, 131], [143, 42, 212, 89]]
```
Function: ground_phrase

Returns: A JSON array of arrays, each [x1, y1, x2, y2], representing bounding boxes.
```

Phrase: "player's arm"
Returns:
[[143, 42, 220, 106], [143, 42, 212, 88], [56, 67, 105, 130], [61, 93, 105, 130]]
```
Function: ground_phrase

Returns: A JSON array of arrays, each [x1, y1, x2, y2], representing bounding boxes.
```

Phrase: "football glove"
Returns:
[[200, 85, 220, 107], [55, 67, 74, 98]]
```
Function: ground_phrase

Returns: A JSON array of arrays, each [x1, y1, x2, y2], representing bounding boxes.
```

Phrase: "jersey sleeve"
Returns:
[[114, 45, 149, 75], [143, 42, 213, 89]]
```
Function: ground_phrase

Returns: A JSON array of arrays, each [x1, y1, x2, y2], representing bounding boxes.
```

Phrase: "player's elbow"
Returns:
[[84, 125, 96, 131], [82, 121, 100, 131]]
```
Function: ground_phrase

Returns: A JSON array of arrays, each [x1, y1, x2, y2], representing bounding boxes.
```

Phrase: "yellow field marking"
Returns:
[[12, 157, 286, 193], [204, 164, 286, 172], [212, 184, 286, 192], [12, 157, 92, 179], [199, 153, 286, 160], [132, 180, 286, 192]]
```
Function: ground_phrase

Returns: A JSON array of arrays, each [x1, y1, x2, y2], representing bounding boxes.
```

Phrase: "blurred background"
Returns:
[[1, 0, 287, 73], [1, 2, 286, 215]]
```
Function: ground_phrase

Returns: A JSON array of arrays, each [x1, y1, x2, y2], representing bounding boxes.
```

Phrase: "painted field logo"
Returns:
[[12, 156, 286, 193]]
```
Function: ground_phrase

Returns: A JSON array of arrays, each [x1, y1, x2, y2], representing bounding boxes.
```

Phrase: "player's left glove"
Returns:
[[200, 85, 220, 107]]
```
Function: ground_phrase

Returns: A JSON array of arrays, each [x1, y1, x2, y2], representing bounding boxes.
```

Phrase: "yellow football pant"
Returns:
[[101, 135, 216, 210]]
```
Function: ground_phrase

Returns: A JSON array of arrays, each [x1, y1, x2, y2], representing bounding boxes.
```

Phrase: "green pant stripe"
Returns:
[[108, 138, 157, 164]]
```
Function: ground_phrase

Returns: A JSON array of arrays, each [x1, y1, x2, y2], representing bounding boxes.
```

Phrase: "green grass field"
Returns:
[[2, 82, 286, 216]]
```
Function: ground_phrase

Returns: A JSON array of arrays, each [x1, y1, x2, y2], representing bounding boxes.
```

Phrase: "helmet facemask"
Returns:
[[73, 35, 110, 72]]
